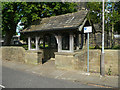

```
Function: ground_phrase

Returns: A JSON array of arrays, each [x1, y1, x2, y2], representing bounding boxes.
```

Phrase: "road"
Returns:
[[2, 66, 100, 88]]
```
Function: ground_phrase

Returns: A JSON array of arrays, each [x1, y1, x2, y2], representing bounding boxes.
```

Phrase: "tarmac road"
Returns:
[[2, 66, 100, 88]]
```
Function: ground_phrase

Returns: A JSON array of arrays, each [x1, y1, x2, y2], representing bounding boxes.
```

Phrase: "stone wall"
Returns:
[[2, 47, 119, 75], [2, 46, 57, 65], [55, 49, 87, 70], [2, 47, 43, 65], [25, 50, 43, 65], [89, 50, 101, 73], [55, 52, 79, 70], [55, 49, 119, 75], [2, 47, 26, 62], [104, 50, 119, 75], [88, 50, 119, 75]]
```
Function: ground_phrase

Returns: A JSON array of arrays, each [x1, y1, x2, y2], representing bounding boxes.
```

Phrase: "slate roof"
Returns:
[[21, 10, 88, 33]]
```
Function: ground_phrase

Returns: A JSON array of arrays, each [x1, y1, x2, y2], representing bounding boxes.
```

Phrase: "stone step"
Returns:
[[50, 58, 55, 61]]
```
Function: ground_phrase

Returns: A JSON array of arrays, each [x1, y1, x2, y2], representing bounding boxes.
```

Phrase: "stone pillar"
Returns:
[[36, 37, 39, 50], [70, 34, 74, 52], [28, 37, 31, 50], [58, 35, 62, 52]]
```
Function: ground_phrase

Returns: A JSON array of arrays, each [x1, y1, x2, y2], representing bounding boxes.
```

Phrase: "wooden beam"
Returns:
[[69, 34, 74, 52], [76, 34, 79, 50], [55, 35, 58, 44], [36, 37, 39, 50], [28, 37, 31, 50], [78, 18, 87, 31], [58, 35, 62, 52]]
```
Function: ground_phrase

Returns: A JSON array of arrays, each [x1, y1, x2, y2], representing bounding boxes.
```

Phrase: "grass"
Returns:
[[112, 45, 120, 49], [22, 45, 28, 50], [89, 45, 120, 49], [22, 43, 49, 50], [40, 44, 48, 48]]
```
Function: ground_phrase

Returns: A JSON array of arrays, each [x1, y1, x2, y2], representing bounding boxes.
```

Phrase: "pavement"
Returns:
[[2, 60, 119, 88], [2, 66, 99, 88]]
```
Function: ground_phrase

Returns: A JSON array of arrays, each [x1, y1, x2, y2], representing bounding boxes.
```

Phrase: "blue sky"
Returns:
[[16, 21, 24, 36]]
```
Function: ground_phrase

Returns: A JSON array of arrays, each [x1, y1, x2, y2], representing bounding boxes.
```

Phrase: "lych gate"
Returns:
[[27, 33, 81, 52], [21, 10, 95, 68]]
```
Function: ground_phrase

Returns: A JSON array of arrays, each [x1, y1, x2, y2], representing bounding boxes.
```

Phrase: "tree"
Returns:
[[114, 1, 120, 34], [2, 2, 77, 45], [87, 2, 120, 48], [75, 2, 87, 10], [87, 2, 102, 24], [106, 2, 120, 47]]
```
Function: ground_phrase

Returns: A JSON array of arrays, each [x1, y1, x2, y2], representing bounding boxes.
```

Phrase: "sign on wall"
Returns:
[[84, 26, 92, 33]]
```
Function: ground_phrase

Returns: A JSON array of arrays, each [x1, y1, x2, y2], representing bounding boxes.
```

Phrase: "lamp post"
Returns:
[[101, 0, 105, 76]]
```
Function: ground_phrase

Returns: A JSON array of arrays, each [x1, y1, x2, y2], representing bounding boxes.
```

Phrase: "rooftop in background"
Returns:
[[93, 23, 102, 33], [21, 10, 88, 33], [114, 35, 120, 38]]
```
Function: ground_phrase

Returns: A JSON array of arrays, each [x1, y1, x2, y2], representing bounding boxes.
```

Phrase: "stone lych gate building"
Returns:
[[21, 10, 97, 70]]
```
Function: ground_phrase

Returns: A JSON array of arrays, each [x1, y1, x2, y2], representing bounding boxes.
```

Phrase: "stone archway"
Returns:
[[38, 33, 58, 63]]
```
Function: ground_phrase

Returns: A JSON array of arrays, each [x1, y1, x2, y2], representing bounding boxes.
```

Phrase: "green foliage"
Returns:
[[2, 2, 76, 25], [87, 2, 120, 48], [115, 1, 120, 14], [22, 44, 28, 50], [112, 45, 120, 49], [31, 43, 35, 49], [114, 2, 120, 34], [87, 2, 120, 32], [90, 45, 120, 50], [89, 45, 101, 49], [106, 2, 120, 33], [94, 45, 100, 49], [89, 46, 95, 49], [87, 2, 102, 24], [39, 44, 48, 48], [2, 2, 77, 45], [107, 66, 112, 75], [114, 21, 120, 34], [0, 2, 2, 34]]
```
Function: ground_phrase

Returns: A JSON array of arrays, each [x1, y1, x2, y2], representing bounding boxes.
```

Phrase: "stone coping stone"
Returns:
[[2, 46, 24, 48], [104, 50, 120, 51], [26, 50, 43, 53], [54, 51, 83, 56], [89, 49, 120, 51], [89, 49, 101, 51]]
